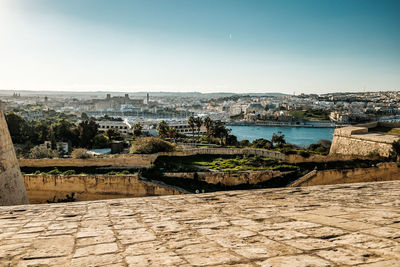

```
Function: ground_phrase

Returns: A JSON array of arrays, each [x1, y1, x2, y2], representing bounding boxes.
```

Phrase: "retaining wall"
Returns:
[[292, 162, 400, 187], [163, 170, 289, 186], [19, 147, 364, 169], [23, 174, 185, 204]]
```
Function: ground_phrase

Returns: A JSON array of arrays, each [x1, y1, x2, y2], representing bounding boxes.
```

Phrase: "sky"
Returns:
[[0, 0, 399, 94]]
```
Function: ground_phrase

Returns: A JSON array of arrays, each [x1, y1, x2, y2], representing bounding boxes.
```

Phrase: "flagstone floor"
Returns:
[[1, 181, 400, 266]]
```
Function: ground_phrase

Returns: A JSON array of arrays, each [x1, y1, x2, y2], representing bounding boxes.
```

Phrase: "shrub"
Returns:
[[62, 170, 76, 175], [297, 150, 311, 158], [93, 134, 110, 149], [279, 147, 297, 155], [29, 145, 58, 159], [317, 139, 332, 148], [390, 140, 400, 161], [237, 139, 251, 148], [130, 137, 175, 154], [71, 148, 93, 159], [252, 138, 272, 149], [48, 168, 62, 175]]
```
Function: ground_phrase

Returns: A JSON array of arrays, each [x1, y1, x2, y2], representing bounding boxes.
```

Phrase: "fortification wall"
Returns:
[[330, 124, 400, 157], [0, 107, 29, 206], [293, 162, 400, 187], [163, 170, 288, 186], [330, 134, 397, 157], [23, 174, 185, 204]]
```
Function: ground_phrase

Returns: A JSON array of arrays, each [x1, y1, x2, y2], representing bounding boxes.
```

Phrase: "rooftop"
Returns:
[[1, 181, 400, 266]]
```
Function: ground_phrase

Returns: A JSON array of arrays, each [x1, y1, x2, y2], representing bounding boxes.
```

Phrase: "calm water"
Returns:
[[228, 126, 334, 146]]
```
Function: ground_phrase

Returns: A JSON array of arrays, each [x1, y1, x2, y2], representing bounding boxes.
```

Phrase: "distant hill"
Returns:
[[0, 90, 287, 98]]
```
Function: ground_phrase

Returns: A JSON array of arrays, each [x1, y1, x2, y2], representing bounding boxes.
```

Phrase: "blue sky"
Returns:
[[0, 0, 399, 93]]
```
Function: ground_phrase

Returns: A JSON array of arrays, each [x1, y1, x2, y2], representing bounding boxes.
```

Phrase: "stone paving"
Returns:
[[1, 180, 400, 266]]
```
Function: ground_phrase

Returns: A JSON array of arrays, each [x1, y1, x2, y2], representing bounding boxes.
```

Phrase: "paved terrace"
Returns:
[[1, 181, 400, 266]]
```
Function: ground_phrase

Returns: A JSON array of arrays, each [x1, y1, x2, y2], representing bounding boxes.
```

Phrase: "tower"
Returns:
[[0, 102, 29, 205]]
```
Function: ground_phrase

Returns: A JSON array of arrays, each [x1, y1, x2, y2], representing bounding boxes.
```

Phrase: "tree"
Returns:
[[271, 131, 286, 146], [188, 116, 196, 137], [77, 120, 99, 148], [5, 112, 30, 144], [195, 117, 203, 138], [33, 120, 51, 144], [106, 129, 122, 141], [168, 127, 179, 139], [226, 134, 238, 146], [133, 122, 143, 137], [93, 134, 110, 149], [81, 112, 89, 120], [51, 119, 78, 144], [157, 120, 170, 138], [210, 120, 231, 145], [203, 116, 213, 142]]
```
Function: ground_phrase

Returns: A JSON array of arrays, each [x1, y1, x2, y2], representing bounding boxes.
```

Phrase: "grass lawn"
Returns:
[[154, 154, 299, 172], [386, 128, 400, 135]]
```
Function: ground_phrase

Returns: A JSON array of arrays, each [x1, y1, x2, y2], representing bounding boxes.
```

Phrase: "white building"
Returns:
[[168, 122, 207, 136], [97, 121, 131, 135]]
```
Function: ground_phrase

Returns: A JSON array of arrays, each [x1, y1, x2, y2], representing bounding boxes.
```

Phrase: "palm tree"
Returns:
[[203, 116, 213, 143], [188, 116, 196, 138], [195, 117, 203, 138]]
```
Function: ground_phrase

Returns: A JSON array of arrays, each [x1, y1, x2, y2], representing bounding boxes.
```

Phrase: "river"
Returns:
[[228, 126, 334, 146]]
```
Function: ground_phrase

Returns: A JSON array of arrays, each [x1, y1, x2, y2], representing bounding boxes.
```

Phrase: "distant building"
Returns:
[[44, 141, 69, 154], [97, 121, 131, 135], [246, 103, 264, 114], [20, 110, 44, 121], [168, 121, 207, 136]]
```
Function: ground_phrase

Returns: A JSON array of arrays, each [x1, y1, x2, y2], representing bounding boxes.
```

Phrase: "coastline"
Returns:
[[227, 121, 341, 128]]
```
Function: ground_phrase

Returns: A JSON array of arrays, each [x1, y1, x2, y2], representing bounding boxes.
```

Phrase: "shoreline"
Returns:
[[227, 122, 342, 128]]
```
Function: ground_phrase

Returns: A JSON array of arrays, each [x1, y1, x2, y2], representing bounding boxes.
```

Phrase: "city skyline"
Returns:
[[1, 0, 399, 94]]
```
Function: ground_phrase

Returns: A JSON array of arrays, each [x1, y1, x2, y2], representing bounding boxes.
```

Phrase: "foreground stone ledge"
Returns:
[[0, 180, 399, 266]]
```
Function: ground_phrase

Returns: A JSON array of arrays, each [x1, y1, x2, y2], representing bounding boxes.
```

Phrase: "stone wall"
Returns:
[[158, 148, 285, 160], [18, 148, 285, 168], [163, 170, 288, 186], [23, 174, 185, 204], [19, 147, 354, 169], [19, 154, 157, 168], [0, 106, 29, 206], [292, 162, 400, 187], [330, 124, 400, 157]]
